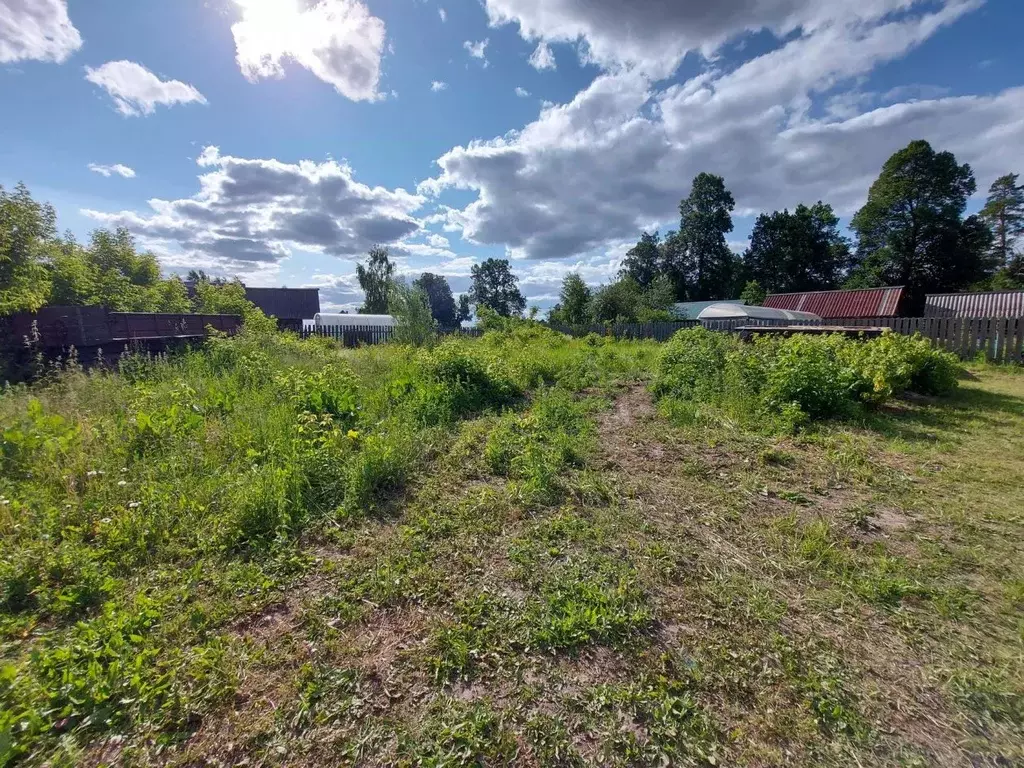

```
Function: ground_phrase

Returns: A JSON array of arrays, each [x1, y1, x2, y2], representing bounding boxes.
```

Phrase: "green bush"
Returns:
[[651, 327, 733, 401], [653, 327, 962, 430], [759, 334, 860, 421], [342, 425, 416, 517], [416, 340, 519, 419]]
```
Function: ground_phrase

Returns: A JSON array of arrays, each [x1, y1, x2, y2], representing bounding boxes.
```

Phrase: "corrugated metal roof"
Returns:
[[764, 287, 904, 318], [924, 291, 1024, 318], [243, 288, 321, 320]]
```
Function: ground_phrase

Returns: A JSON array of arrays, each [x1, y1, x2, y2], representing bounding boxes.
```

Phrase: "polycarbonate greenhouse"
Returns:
[[697, 303, 822, 322]]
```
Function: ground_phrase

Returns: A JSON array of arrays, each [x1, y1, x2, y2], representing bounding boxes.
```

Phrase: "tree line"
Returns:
[[4, 139, 1023, 323], [551, 140, 1024, 323], [355, 245, 526, 324], [0, 183, 262, 317]]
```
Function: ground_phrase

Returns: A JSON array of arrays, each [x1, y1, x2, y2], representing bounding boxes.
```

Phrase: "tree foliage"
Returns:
[[551, 272, 592, 326], [469, 258, 526, 317], [591, 275, 675, 324], [389, 282, 437, 346], [456, 293, 473, 323], [980, 173, 1024, 267], [740, 280, 766, 306], [678, 173, 736, 301], [1, 183, 56, 314], [849, 140, 992, 311], [1, 184, 213, 316], [743, 203, 852, 294], [357, 245, 394, 314], [413, 272, 457, 325], [621, 231, 663, 289]]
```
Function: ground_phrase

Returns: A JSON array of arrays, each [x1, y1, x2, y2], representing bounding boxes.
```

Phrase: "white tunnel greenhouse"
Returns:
[[313, 313, 397, 328], [697, 303, 822, 322]]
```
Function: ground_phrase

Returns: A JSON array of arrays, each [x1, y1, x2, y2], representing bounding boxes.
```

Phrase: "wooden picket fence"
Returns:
[[299, 317, 1024, 363]]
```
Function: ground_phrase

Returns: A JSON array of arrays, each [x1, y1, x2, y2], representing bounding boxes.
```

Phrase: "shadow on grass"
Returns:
[[863, 383, 1024, 444]]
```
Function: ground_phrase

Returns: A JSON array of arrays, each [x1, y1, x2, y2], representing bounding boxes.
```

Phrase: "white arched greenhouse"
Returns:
[[313, 313, 397, 329], [697, 303, 822, 322]]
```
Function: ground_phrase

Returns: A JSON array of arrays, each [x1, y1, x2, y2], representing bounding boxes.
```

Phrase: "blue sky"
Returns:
[[2, 0, 1023, 312]]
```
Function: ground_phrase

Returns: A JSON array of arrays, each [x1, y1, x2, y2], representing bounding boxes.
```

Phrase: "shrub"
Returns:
[[342, 426, 416, 517], [651, 327, 733, 401], [758, 334, 860, 421], [653, 328, 961, 430], [416, 340, 519, 419], [279, 364, 360, 425]]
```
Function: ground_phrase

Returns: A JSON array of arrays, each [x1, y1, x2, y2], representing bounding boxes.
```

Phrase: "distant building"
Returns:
[[764, 286, 905, 319], [243, 288, 321, 331], [924, 290, 1024, 318], [184, 284, 321, 331], [671, 299, 745, 319]]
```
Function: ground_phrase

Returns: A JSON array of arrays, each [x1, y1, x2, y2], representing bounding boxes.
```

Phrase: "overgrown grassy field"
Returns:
[[1, 324, 1022, 766]]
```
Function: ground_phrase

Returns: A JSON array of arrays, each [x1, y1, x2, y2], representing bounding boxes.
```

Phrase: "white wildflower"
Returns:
[[117, 480, 128, 487]]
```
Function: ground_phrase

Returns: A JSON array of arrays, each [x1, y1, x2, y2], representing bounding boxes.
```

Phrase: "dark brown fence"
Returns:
[[3, 306, 242, 349]]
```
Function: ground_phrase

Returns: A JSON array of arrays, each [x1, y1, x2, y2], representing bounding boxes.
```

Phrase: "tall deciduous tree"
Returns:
[[389, 282, 437, 346], [980, 173, 1024, 266], [0, 183, 55, 314], [456, 293, 472, 323], [849, 140, 992, 312], [356, 245, 394, 314], [678, 173, 736, 300], [469, 258, 526, 317], [659, 230, 688, 300], [413, 272, 457, 325], [620, 231, 662, 289], [556, 272, 591, 326], [743, 203, 852, 294]]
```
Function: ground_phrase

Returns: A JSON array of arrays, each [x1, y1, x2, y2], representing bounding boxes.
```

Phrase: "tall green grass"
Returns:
[[0, 320, 655, 763]]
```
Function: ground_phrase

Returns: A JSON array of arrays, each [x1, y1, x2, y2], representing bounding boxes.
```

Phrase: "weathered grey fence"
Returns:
[[299, 325, 483, 347], [548, 321, 701, 341], [552, 317, 1024, 363]]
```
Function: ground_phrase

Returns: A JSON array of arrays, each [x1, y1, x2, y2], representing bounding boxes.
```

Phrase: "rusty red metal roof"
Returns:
[[764, 286, 905, 318], [924, 291, 1024, 318]]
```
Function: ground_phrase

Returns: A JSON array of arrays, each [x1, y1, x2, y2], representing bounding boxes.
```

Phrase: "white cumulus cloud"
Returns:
[[84, 61, 207, 117], [232, 0, 387, 102], [515, 86, 530, 97], [528, 42, 555, 71], [484, 0, 981, 78], [464, 38, 489, 65], [438, 7, 447, 22], [83, 146, 425, 275], [0, 0, 81, 64], [88, 163, 136, 178], [421, 1, 1018, 261], [431, 80, 448, 92]]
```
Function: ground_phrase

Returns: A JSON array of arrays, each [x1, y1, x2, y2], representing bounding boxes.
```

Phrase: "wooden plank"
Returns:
[[1013, 318, 1024, 364], [986, 318, 997, 362]]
